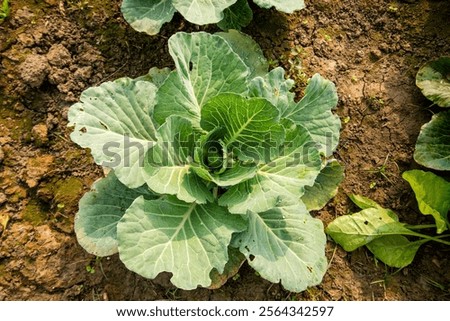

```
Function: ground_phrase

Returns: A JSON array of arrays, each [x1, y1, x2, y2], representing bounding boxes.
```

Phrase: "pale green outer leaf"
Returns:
[[366, 235, 427, 268], [285, 73, 340, 157], [136, 67, 171, 88], [172, 0, 237, 25], [414, 110, 450, 171], [234, 204, 327, 292], [75, 172, 157, 257], [117, 196, 246, 290], [402, 170, 450, 234], [326, 207, 413, 252], [143, 115, 213, 204], [302, 159, 344, 211], [68, 78, 158, 188], [253, 0, 305, 13], [121, 0, 176, 35], [201, 93, 285, 162], [217, 0, 253, 31], [154, 32, 249, 126], [220, 126, 322, 214], [249, 67, 295, 114], [415, 56, 450, 108], [216, 30, 268, 79]]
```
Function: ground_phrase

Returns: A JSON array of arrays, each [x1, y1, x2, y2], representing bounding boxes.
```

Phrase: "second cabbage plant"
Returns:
[[69, 31, 342, 292]]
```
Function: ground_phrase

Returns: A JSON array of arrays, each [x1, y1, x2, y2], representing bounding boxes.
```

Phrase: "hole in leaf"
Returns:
[[364, 221, 369, 225], [189, 62, 193, 71], [99, 121, 108, 130], [249, 254, 255, 262]]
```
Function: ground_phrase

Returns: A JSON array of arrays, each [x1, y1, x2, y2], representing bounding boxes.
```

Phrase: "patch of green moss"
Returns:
[[317, 26, 344, 42], [22, 200, 47, 226], [53, 177, 84, 210], [0, 107, 33, 141]]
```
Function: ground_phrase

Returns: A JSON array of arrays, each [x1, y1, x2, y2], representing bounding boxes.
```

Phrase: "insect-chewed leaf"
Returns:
[[326, 207, 412, 252], [154, 32, 249, 126], [68, 78, 158, 188]]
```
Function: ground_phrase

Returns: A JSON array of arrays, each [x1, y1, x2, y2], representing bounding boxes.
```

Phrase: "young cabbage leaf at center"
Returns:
[[69, 31, 342, 292]]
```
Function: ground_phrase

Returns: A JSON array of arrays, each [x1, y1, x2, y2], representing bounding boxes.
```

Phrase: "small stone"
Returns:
[[31, 123, 49, 147]]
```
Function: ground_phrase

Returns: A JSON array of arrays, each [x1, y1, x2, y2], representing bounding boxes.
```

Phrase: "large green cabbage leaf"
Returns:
[[416, 56, 450, 108], [402, 170, 450, 234], [414, 110, 450, 171], [233, 204, 327, 292], [120, 0, 305, 35], [118, 196, 246, 289], [69, 31, 341, 292]]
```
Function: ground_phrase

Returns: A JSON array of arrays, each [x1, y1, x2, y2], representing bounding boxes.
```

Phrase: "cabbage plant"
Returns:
[[414, 56, 450, 171], [121, 0, 305, 35], [69, 31, 342, 291]]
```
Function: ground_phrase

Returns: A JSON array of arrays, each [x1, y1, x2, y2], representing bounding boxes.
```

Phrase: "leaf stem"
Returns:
[[404, 224, 436, 230], [405, 230, 450, 246]]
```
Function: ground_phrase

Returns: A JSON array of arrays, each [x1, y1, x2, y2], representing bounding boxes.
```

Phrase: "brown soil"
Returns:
[[0, 0, 449, 301]]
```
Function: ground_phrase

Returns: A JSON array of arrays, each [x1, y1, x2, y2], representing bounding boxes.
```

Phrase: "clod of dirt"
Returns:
[[26, 155, 55, 188], [12, 7, 35, 26], [46, 44, 71, 68], [19, 54, 50, 88], [31, 123, 49, 147], [0, 146, 4, 164]]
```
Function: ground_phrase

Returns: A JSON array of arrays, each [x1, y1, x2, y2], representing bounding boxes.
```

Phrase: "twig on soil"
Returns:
[[327, 245, 338, 269], [96, 61, 129, 85]]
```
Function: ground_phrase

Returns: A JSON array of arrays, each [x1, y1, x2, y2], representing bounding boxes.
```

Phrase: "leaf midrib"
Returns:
[[225, 111, 261, 146]]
